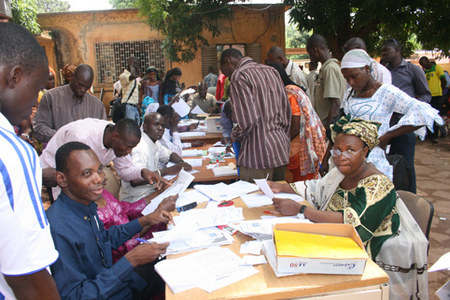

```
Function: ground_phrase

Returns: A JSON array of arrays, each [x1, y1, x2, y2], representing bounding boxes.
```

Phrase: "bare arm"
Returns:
[[290, 115, 300, 141], [5, 269, 60, 300], [379, 125, 422, 149], [325, 97, 340, 129]]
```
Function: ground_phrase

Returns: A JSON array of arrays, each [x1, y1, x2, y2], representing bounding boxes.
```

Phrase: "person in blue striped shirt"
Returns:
[[0, 23, 60, 299]]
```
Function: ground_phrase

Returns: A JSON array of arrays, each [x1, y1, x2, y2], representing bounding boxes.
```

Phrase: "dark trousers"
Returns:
[[389, 132, 416, 193], [430, 96, 442, 139], [132, 261, 165, 300]]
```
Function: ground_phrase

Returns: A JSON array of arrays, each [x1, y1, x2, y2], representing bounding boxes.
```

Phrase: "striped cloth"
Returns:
[[0, 112, 58, 300], [230, 57, 291, 169]]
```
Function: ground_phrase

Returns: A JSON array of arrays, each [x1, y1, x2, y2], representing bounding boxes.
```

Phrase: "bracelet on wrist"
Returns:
[[299, 205, 307, 215]]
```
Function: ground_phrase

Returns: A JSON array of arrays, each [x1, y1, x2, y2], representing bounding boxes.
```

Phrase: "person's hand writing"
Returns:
[[142, 207, 173, 226], [125, 242, 169, 267], [272, 198, 302, 216], [158, 195, 178, 212], [192, 140, 205, 147]]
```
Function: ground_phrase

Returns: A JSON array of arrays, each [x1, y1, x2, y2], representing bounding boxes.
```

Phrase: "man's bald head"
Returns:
[[306, 34, 328, 50], [343, 37, 367, 53], [267, 46, 288, 67], [70, 64, 94, 98]]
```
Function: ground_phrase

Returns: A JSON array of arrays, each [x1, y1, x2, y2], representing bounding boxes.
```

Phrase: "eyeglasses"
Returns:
[[330, 147, 366, 159]]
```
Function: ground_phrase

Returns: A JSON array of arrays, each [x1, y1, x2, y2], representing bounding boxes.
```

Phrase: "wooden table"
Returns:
[[180, 132, 223, 144], [183, 144, 239, 183], [166, 197, 390, 300]]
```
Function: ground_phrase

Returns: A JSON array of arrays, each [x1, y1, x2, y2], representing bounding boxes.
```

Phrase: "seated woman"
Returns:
[[268, 62, 326, 182], [268, 116, 428, 300], [96, 183, 176, 263]]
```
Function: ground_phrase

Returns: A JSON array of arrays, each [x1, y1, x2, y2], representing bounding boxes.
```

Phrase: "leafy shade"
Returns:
[[11, 0, 41, 34], [36, 0, 71, 13], [285, 0, 432, 59], [137, 0, 233, 63]]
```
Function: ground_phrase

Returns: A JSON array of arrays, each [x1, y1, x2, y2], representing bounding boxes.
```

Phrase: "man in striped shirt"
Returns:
[[220, 49, 291, 182], [0, 23, 60, 299]]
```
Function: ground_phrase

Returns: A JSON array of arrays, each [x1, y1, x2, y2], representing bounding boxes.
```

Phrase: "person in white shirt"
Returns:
[[342, 37, 392, 85], [157, 105, 204, 155], [267, 46, 309, 97], [0, 22, 60, 300], [120, 113, 192, 203], [40, 118, 166, 198]]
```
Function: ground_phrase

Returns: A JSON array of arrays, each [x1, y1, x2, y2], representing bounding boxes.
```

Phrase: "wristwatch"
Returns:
[[299, 205, 307, 214]]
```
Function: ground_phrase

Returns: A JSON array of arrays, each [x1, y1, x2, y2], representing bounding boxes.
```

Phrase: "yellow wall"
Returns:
[[37, 5, 286, 111]]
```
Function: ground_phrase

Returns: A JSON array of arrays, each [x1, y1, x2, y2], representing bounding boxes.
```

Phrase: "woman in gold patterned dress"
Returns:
[[267, 115, 428, 300]]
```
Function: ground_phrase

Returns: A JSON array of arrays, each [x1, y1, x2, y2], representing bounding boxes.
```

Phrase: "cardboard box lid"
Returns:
[[273, 223, 368, 260]]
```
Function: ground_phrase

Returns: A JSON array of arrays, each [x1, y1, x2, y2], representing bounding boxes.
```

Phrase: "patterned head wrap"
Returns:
[[341, 49, 378, 81], [331, 114, 381, 151]]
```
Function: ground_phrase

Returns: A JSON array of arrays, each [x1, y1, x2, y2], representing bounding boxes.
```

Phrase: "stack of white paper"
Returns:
[[142, 170, 194, 215], [152, 226, 234, 255], [234, 217, 311, 240], [212, 166, 238, 177], [194, 181, 259, 201], [155, 247, 259, 293], [179, 131, 207, 138], [176, 190, 209, 208], [240, 192, 303, 208], [183, 158, 203, 167], [175, 206, 244, 229], [181, 149, 206, 157]]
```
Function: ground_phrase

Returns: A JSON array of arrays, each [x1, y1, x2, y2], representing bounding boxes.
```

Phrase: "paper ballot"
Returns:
[[254, 178, 275, 199], [172, 98, 191, 118], [142, 169, 194, 215], [191, 105, 206, 114]]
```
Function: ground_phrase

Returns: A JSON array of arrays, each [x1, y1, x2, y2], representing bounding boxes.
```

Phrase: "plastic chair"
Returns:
[[104, 167, 120, 200], [397, 190, 434, 240]]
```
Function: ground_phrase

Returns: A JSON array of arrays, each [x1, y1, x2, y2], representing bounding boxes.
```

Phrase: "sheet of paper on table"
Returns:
[[175, 206, 244, 229], [179, 131, 207, 138], [240, 192, 303, 208], [183, 158, 203, 167], [212, 166, 238, 177], [191, 105, 206, 114], [151, 226, 234, 256], [240, 255, 267, 266], [181, 149, 206, 157], [155, 247, 258, 294], [171, 98, 190, 118], [240, 240, 262, 255], [176, 189, 210, 207], [254, 178, 275, 199], [194, 181, 259, 201], [142, 169, 194, 215], [208, 146, 226, 154]]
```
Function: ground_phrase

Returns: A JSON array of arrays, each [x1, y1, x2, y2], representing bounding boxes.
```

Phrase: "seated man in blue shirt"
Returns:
[[46, 141, 172, 300]]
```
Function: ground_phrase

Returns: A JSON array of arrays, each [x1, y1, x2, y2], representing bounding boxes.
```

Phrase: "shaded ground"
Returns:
[[415, 138, 450, 299]]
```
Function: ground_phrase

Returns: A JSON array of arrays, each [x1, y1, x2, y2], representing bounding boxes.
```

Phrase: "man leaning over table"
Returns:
[[40, 118, 166, 197], [47, 141, 172, 300], [120, 112, 192, 203], [157, 105, 205, 156]]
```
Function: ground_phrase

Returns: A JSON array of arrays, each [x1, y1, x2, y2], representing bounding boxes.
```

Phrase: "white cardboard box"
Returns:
[[205, 116, 223, 133], [273, 223, 368, 275]]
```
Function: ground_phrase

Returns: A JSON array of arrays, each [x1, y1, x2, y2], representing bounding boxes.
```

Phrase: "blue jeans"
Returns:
[[125, 104, 140, 125], [389, 132, 416, 193]]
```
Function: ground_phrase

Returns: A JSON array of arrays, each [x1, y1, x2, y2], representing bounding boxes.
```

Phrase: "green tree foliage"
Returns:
[[36, 0, 71, 13], [286, 23, 310, 49], [136, 0, 233, 63], [285, 0, 450, 59], [109, 0, 137, 9], [11, 0, 41, 34]]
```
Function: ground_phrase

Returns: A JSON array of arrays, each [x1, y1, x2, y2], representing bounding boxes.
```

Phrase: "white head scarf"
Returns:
[[341, 49, 378, 81]]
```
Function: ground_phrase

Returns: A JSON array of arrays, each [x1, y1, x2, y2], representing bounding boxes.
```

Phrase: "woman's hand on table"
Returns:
[[272, 198, 302, 216]]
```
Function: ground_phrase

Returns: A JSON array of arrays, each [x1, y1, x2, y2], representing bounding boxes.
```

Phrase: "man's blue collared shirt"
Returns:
[[46, 192, 146, 300]]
